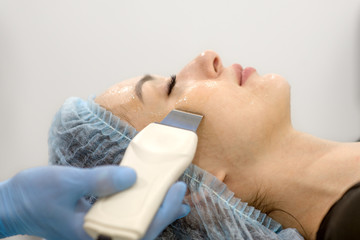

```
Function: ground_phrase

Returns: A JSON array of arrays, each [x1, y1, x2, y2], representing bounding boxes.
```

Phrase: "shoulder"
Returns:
[[317, 182, 360, 240]]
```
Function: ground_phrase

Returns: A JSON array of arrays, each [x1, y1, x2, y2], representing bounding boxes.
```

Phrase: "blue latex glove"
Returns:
[[142, 181, 190, 240], [0, 166, 190, 240]]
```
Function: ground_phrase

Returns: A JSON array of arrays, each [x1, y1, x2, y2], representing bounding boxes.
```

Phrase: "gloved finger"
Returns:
[[159, 181, 190, 221], [72, 212, 93, 240], [142, 182, 190, 240], [81, 166, 137, 198], [75, 198, 92, 213]]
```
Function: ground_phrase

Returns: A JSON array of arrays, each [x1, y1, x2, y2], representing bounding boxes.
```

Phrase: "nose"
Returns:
[[177, 50, 223, 80]]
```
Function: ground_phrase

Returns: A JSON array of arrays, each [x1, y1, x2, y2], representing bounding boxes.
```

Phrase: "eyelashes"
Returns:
[[167, 74, 176, 96]]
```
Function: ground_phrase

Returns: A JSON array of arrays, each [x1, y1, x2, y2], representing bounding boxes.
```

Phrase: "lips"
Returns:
[[232, 64, 256, 86], [232, 64, 243, 85], [242, 67, 256, 85]]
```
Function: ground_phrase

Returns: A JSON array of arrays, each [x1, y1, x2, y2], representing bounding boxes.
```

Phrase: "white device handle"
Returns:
[[84, 123, 198, 240]]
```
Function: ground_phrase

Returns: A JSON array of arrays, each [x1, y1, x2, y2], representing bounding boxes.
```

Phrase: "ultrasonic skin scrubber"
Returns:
[[84, 109, 203, 240]]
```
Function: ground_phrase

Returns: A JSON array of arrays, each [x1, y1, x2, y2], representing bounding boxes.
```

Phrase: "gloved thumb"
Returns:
[[81, 166, 137, 197]]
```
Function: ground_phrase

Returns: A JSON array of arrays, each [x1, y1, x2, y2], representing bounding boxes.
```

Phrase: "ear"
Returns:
[[212, 170, 227, 182]]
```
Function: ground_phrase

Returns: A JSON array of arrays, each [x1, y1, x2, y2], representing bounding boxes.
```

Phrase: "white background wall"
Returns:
[[0, 0, 359, 239]]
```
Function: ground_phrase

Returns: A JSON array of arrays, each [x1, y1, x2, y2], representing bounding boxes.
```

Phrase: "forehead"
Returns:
[[105, 75, 150, 103], [96, 77, 141, 115], [111, 76, 141, 90], [97, 74, 168, 111], [113, 74, 164, 89]]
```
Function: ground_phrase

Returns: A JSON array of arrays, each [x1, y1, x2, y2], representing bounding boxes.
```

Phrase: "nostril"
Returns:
[[213, 57, 219, 73]]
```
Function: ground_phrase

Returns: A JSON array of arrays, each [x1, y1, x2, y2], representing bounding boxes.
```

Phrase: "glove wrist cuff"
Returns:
[[0, 181, 17, 238], [0, 220, 8, 238]]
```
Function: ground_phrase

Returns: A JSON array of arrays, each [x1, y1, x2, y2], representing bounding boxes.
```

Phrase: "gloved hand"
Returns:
[[0, 166, 190, 240], [142, 181, 190, 240]]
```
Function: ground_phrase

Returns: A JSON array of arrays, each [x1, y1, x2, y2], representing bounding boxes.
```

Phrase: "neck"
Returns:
[[227, 128, 360, 240]]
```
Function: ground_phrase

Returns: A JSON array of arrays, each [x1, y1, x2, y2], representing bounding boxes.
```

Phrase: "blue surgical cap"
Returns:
[[48, 96, 137, 169], [48, 97, 304, 240], [162, 164, 304, 240]]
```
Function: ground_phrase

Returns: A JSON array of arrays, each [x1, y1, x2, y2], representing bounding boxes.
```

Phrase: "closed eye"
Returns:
[[167, 75, 176, 96]]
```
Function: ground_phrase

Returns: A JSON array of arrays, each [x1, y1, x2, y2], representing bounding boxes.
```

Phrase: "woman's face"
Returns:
[[96, 50, 291, 172]]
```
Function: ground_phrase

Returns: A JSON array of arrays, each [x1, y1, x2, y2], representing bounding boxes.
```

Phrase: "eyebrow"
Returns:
[[135, 74, 155, 102]]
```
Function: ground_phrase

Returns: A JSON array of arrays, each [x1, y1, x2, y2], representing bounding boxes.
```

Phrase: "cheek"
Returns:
[[172, 80, 290, 149], [174, 84, 217, 121], [173, 83, 255, 137], [174, 81, 244, 115]]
